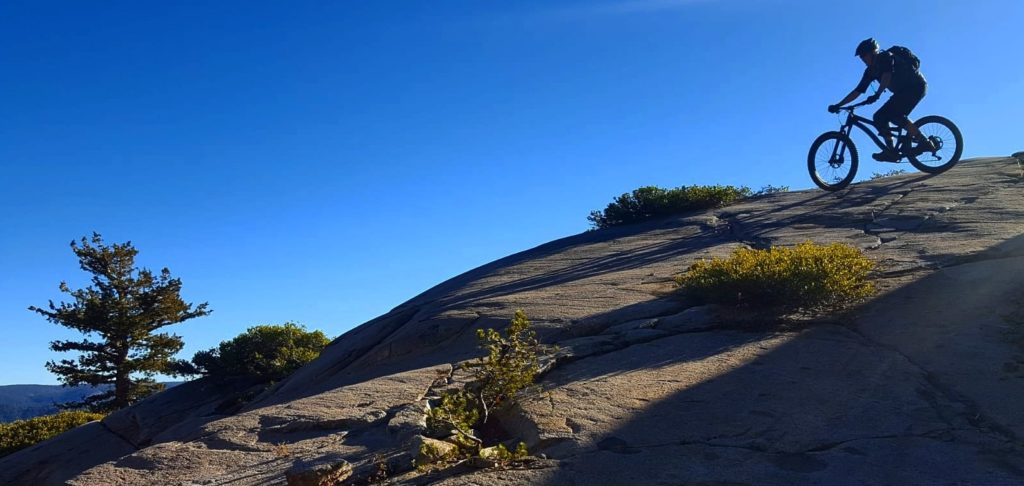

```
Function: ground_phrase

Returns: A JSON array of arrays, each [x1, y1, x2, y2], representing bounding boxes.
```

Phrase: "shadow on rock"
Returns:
[[527, 233, 1024, 485]]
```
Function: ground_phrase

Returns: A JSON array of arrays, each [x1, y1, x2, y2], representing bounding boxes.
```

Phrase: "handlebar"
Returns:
[[840, 99, 874, 111]]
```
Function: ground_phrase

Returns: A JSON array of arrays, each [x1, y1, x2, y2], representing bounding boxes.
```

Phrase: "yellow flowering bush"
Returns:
[[677, 242, 875, 311], [0, 411, 105, 457]]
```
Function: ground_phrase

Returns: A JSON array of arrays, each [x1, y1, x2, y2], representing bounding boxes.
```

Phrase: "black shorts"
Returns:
[[873, 82, 927, 134]]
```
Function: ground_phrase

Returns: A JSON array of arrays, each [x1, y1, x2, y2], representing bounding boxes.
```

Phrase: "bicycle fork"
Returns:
[[829, 135, 849, 167]]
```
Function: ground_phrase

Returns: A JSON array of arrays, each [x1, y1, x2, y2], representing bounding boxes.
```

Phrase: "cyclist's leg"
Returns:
[[869, 101, 902, 161], [896, 83, 927, 140], [872, 100, 898, 150]]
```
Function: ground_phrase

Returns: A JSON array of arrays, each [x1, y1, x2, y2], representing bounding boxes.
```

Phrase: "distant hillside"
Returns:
[[0, 383, 181, 423], [0, 385, 107, 422]]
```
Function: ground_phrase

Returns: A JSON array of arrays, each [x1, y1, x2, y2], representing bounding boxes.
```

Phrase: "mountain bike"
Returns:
[[807, 100, 964, 191]]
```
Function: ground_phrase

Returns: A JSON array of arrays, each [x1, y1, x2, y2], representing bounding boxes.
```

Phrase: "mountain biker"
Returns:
[[828, 38, 935, 162]]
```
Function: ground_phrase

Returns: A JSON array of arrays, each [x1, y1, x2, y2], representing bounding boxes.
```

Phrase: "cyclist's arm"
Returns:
[[835, 89, 860, 107], [838, 68, 873, 106], [875, 72, 892, 96]]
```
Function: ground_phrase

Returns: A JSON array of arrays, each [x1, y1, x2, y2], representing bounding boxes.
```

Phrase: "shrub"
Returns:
[[367, 454, 390, 483], [423, 310, 542, 464], [426, 390, 480, 440], [179, 323, 330, 382], [481, 442, 530, 469], [677, 241, 876, 312], [753, 185, 789, 195], [416, 438, 460, 471], [0, 411, 105, 457], [473, 311, 541, 412], [870, 169, 907, 180], [588, 185, 753, 229]]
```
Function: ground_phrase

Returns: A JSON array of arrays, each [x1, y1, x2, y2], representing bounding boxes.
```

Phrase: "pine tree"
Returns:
[[29, 233, 211, 411]]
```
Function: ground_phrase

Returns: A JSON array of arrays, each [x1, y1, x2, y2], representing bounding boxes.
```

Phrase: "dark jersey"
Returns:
[[855, 50, 925, 94]]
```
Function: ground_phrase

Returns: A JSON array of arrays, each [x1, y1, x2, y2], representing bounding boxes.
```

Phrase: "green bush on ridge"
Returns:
[[588, 184, 788, 229], [677, 241, 876, 312], [175, 322, 330, 382], [588, 185, 751, 229], [0, 411, 105, 458]]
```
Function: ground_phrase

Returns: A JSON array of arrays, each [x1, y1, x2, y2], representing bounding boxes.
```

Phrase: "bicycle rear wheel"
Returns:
[[907, 115, 963, 174], [808, 131, 858, 191]]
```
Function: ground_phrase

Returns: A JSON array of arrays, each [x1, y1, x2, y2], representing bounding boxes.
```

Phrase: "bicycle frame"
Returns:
[[840, 110, 905, 152], [835, 103, 909, 153], [825, 102, 908, 165]]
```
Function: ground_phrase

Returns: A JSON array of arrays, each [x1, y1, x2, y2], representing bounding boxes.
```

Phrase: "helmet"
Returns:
[[855, 38, 879, 56]]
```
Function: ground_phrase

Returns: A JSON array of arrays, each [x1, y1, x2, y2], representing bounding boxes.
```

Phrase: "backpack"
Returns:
[[887, 45, 920, 72]]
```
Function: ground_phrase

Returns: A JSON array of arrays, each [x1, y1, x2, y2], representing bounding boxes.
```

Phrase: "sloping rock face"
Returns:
[[3, 157, 1023, 485]]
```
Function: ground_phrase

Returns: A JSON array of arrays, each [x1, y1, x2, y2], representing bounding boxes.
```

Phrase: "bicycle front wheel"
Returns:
[[907, 115, 963, 174], [808, 131, 858, 191]]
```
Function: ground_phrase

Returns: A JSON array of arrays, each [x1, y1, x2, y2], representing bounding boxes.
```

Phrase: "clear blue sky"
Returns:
[[2, 0, 1021, 385]]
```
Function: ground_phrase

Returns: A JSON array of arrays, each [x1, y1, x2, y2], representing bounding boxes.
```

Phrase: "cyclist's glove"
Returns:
[[865, 93, 881, 104], [827, 104, 840, 114]]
